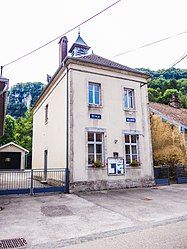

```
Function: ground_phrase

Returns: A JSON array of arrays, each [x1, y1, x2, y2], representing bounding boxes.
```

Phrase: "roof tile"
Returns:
[[149, 102, 187, 126], [70, 54, 150, 77]]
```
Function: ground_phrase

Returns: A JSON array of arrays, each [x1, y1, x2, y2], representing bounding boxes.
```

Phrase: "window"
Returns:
[[88, 83, 101, 105], [88, 132, 103, 165], [124, 134, 139, 165], [124, 89, 135, 109], [45, 104, 48, 123]]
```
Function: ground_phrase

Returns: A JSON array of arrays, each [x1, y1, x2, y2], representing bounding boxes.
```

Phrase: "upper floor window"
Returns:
[[88, 83, 101, 105], [124, 89, 135, 109], [45, 104, 48, 123]]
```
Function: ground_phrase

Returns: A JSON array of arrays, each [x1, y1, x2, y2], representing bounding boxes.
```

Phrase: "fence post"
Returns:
[[65, 168, 70, 194], [176, 165, 179, 184], [30, 169, 33, 196]]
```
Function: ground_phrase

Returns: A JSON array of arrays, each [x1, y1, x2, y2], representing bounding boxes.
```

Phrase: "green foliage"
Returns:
[[137, 68, 187, 108], [7, 82, 45, 119], [161, 89, 180, 104], [14, 110, 33, 153], [92, 160, 104, 168], [129, 159, 140, 167], [0, 115, 16, 146], [0, 111, 33, 168]]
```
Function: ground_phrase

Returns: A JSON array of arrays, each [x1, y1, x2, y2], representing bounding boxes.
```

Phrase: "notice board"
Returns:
[[107, 157, 124, 175]]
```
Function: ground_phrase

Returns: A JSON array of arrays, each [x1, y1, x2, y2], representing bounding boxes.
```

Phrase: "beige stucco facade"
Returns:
[[32, 58, 154, 191]]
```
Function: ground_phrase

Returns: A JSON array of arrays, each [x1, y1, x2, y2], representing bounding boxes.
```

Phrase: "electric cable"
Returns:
[[113, 30, 187, 58], [169, 52, 187, 68], [1, 0, 122, 70]]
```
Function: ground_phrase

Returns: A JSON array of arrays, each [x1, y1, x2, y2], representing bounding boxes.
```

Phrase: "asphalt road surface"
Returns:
[[62, 219, 187, 249]]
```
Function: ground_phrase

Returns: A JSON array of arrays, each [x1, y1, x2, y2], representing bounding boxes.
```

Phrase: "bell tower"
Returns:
[[69, 30, 90, 57]]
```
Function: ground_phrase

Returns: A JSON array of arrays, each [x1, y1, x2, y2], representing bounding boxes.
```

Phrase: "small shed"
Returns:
[[0, 142, 29, 170]]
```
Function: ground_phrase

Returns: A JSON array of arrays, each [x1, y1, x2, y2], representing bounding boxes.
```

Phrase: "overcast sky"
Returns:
[[0, 0, 187, 86]]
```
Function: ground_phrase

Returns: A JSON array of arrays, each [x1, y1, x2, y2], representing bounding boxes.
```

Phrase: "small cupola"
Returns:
[[69, 30, 90, 57]]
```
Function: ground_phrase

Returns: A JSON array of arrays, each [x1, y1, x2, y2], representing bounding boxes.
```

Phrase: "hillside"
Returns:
[[137, 68, 187, 108], [7, 82, 45, 119]]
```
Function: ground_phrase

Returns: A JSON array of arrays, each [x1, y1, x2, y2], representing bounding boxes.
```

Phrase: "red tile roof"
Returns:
[[149, 102, 187, 127], [68, 54, 150, 78]]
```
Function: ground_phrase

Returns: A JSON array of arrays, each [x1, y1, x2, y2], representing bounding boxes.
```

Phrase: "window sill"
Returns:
[[88, 104, 102, 109], [87, 165, 106, 170], [123, 108, 136, 113], [126, 166, 141, 169]]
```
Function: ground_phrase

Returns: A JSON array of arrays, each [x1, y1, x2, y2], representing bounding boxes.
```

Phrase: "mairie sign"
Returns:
[[90, 114, 101, 119], [126, 117, 136, 123]]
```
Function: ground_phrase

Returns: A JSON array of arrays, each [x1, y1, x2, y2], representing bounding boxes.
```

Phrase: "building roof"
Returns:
[[33, 53, 150, 110], [66, 54, 150, 78], [0, 142, 29, 153], [149, 102, 187, 127]]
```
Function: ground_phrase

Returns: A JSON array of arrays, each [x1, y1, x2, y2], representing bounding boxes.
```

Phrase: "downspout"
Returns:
[[65, 67, 70, 193]]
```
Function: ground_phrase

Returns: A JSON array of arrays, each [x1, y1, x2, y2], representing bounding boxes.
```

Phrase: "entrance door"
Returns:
[[0, 152, 21, 170], [44, 150, 48, 180]]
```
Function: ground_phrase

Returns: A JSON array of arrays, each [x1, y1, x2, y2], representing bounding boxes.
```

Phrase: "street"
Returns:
[[62, 219, 187, 249], [0, 184, 187, 248]]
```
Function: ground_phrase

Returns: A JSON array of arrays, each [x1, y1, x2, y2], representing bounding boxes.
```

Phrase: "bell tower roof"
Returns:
[[69, 31, 90, 56]]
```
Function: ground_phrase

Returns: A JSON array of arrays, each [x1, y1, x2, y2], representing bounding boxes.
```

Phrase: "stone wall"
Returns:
[[70, 177, 155, 193]]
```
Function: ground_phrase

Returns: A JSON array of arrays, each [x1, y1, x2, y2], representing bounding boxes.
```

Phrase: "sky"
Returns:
[[0, 0, 187, 87]]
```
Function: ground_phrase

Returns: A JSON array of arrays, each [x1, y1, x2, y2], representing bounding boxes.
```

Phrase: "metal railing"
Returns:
[[176, 165, 187, 184], [154, 165, 170, 185], [0, 168, 68, 195]]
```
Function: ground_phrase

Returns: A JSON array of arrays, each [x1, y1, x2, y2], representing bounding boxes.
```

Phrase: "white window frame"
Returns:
[[88, 82, 101, 106], [124, 134, 139, 166], [124, 88, 135, 109], [87, 132, 104, 166]]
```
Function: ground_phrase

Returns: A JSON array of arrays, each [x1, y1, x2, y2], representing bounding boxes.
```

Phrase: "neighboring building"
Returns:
[[0, 142, 29, 170], [32, 33, 154, 192], [149, 101, 187, 150], [0, 77, 9, 137]]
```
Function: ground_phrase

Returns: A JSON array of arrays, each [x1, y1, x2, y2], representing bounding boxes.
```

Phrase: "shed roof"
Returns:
[[0, 142, 29, 153], [149, 102, 187, 127]]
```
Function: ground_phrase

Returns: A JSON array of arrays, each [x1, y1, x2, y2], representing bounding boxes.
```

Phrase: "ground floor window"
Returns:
[[88, 132, 104, 166], [124, 134, 139, 166]]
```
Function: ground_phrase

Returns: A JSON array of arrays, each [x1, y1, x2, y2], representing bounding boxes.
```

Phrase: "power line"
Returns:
[[113, 30, 187, 58], [169, 52, 187, 68], [1, 0, 122, 70]]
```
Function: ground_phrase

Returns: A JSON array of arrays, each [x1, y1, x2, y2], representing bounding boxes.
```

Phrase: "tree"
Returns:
[[148, 88, 161, 102], [161, 89, 180, 104], [150, 114, 187, 166], [0, 115, 16, 146], [14, 110, 33, 153]]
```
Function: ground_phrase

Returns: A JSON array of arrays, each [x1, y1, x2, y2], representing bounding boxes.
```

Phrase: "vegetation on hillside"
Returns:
[[137, 68, 187, 108], [7, 82, 45, 119]]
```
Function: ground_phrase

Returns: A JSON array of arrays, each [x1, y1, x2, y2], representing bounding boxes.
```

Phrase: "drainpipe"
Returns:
[[65, 67, 70, 193]]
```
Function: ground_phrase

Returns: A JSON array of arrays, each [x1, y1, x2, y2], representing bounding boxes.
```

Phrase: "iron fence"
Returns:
[[154, 166, 170, 185], [176, 165, 187, 184], [0, 168, 68, 195]]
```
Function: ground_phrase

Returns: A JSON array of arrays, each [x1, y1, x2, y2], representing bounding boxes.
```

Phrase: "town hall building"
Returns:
[[32, 33, 154, 192]]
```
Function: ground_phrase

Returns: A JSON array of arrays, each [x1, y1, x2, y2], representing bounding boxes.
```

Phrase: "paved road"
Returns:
[[0, 184, 187, 248], [62, 220, 187, 249]]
